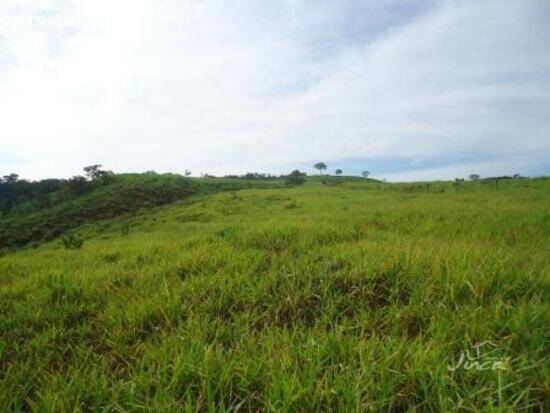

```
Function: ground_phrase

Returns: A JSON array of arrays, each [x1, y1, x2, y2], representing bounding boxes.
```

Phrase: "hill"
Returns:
[[0, 176, 549, 411], [0, 172, 282, 251]]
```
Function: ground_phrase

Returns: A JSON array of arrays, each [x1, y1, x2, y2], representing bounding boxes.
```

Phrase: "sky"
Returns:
[[0, 0, 549, 181]]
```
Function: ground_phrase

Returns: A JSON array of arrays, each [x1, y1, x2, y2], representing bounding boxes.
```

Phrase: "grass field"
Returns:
[[0, 177, 549, 411]]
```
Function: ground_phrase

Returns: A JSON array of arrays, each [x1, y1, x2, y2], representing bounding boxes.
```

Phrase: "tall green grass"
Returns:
[[0, 178, 548, 411]]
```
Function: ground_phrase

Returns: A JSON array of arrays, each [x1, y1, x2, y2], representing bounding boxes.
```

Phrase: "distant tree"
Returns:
[[101, 170, 115, 184], [335, 169, 343, 176], [469, 174, 480, 181], [285, 170, 306, 186], [67, 176, 89, 195], [184, 170, 192, 176], [83, 165, 104, 180], [83, 164, 114, 184], [0, 175, 18, 214], [2, 173, 19, 184], [314, 162, 327, 175], [362, 170, 370, 178]]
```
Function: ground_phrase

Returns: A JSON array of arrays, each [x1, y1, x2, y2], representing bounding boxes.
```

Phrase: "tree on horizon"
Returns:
[[314, 162, 327, 175]]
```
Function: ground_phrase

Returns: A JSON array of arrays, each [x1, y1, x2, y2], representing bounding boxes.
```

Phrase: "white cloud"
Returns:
[[0, 0, 548, 180]]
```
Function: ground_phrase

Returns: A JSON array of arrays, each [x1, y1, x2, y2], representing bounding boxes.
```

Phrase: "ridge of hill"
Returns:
[[0, 172, 284, 251]]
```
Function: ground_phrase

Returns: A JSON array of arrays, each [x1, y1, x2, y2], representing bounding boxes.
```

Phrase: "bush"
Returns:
[[61, 234, 84, 250], [120, 223, 131, 236], [285, 170, 306, 186]]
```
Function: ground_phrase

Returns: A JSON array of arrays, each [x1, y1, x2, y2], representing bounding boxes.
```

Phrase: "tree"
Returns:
[[67, 176, 89, 195], [285, 170, 306, 186], [469, 174, 480, 181], [83, 165, 114, 184], [100, 170, 115, 184], [362, 170, 370, 178], [83, 165, 104, 180], [335, 169, 342, 176], [184, 170, 192, 177], [0, 174, 19, 215], [314, 162, 327, 175], [2, 173, 19, 184]]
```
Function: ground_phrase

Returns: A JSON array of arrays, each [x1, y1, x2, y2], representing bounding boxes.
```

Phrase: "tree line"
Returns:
[[0, 165, 114, 215], [313, 162, 370, 178], [1, 163, 371, 214]]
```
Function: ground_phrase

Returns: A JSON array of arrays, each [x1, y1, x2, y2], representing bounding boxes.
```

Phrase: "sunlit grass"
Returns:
[[1, 178, 549, 411]]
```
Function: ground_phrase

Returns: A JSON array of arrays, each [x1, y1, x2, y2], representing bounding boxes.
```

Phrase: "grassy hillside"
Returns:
[[0, 177, 549, 411], [0, 173, 282, 251]]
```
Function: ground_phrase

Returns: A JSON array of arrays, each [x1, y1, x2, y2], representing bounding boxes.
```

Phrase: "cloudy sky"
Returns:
[[0, 0, 549, 181]]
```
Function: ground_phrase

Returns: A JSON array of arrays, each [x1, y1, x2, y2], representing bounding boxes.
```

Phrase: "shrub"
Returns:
[[61, 234, 84, 250], [120, 223, 131, 236], [285, 170, 306, 186]]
